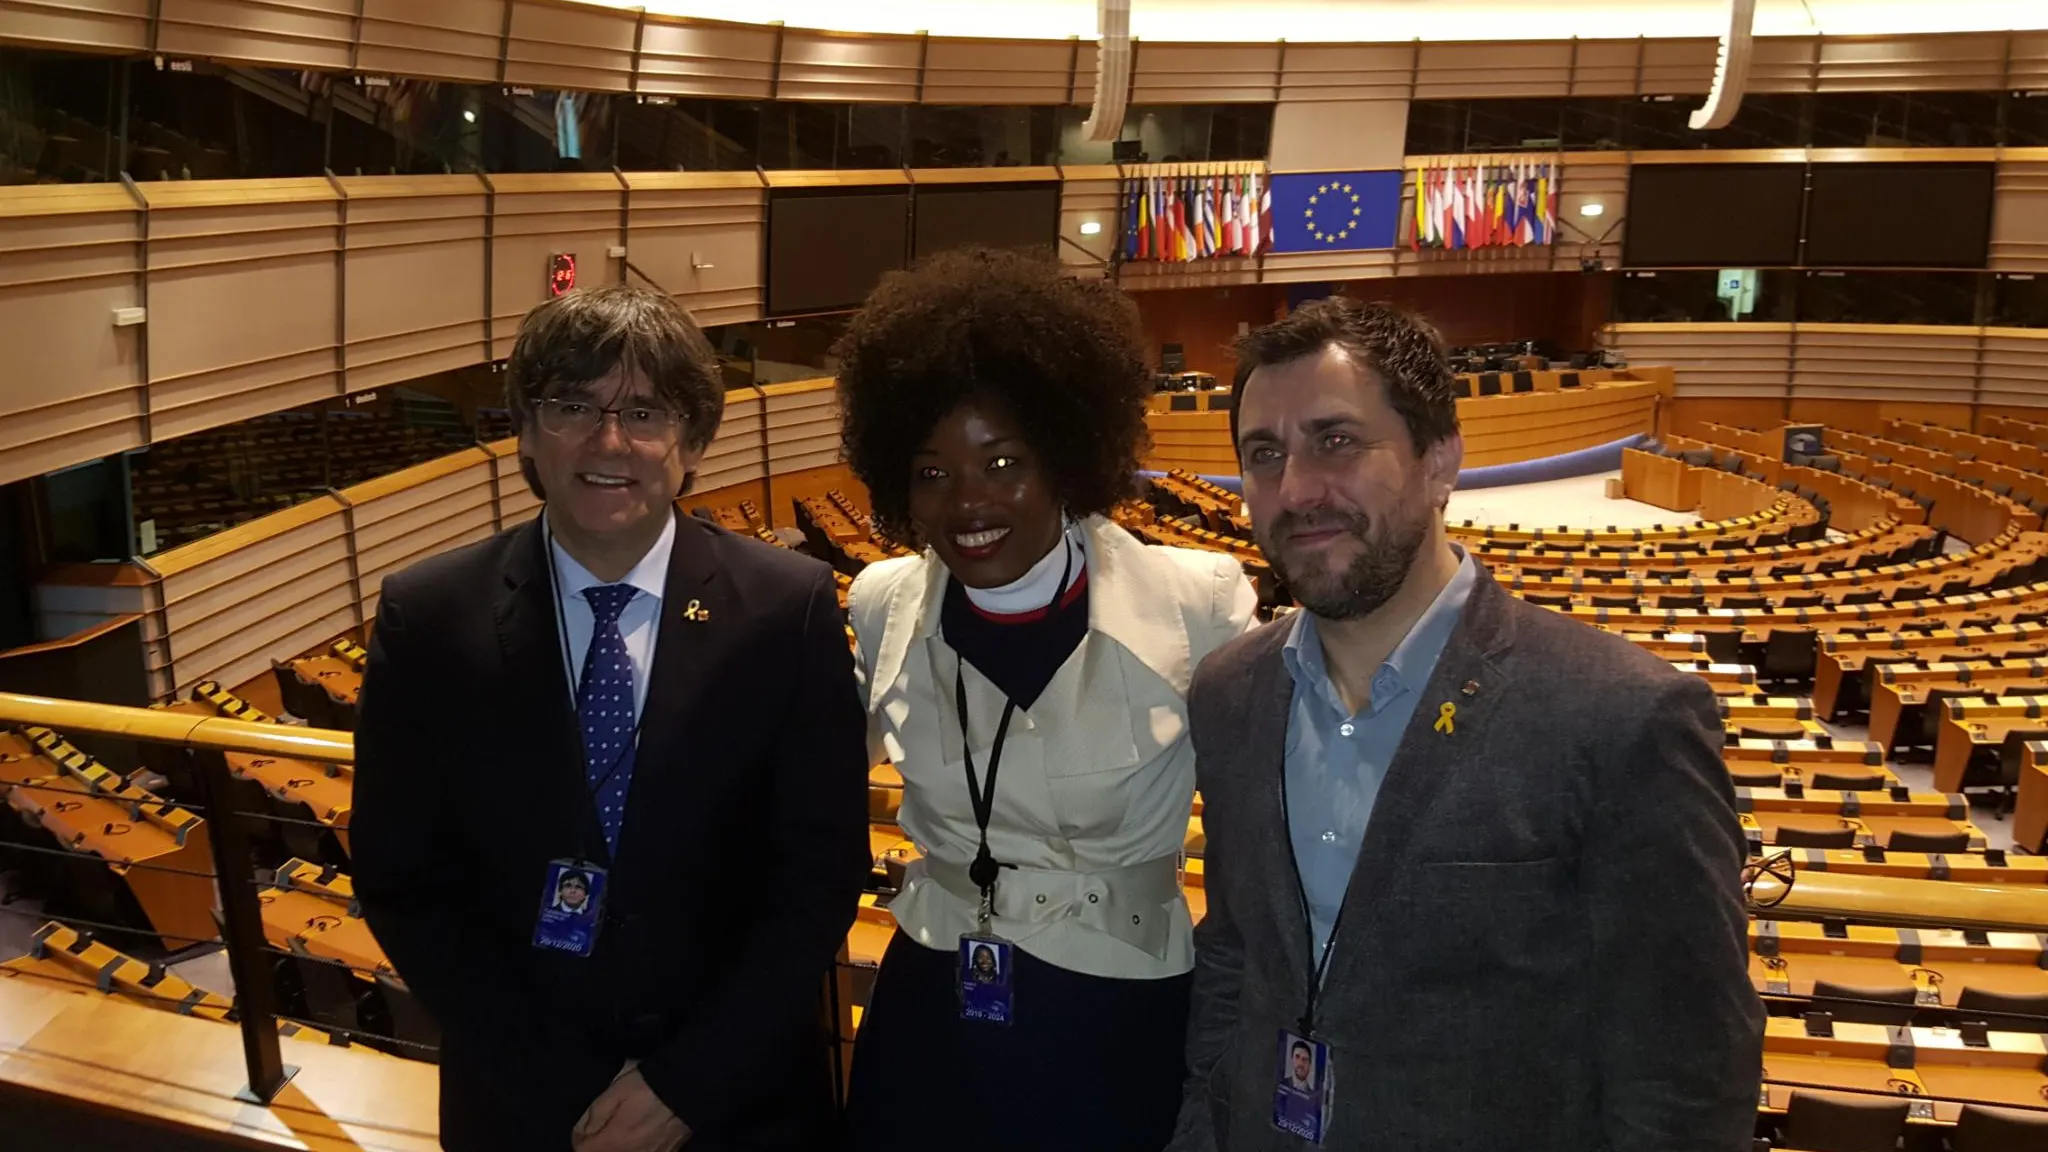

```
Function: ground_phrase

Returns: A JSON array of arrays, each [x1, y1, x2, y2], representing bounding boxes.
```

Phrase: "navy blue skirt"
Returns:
[[841, 929, 1193, 1152]]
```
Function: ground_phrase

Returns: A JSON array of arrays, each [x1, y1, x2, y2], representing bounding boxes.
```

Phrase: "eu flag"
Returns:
[[1269, 171, 1405, 254]]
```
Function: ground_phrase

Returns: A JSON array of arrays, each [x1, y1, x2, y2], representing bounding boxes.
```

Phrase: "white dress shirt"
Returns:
[[848, 515, 1258, 980], [545, 510, 674, 719]]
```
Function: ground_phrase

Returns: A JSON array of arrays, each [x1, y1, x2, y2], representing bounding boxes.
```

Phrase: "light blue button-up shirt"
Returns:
[[1282, 546, 1478, 961]]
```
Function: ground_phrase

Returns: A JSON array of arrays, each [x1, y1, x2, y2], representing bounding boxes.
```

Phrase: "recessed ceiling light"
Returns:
[[1079, 221, 1103, 236], [1579, 202, 1605, 218]]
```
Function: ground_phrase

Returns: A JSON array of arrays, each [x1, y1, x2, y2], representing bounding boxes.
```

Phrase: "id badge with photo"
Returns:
[[532, 859, 607, 957], [957, 933, 1015, 1025], [1271, 1029, 1333, 1145]]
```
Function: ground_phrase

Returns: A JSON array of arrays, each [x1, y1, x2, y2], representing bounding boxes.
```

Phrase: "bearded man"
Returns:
[[1164, 298, 1761, 1152]]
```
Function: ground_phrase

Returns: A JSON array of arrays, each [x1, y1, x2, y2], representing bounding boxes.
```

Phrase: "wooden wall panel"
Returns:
[[1414, 41, 1573, 99], [1070, 41, 1099, 109], [1552, 156, 1626, 269], [1602, 324, 1795, 397], [1814, 33, 2006, 92], [1991, 161, 2048, 275], [1980, 330, 2048, 411], [1132, 284, 1285, 381], [1057, 170, 1119, 279], [1132, 43, 1280, 104], [340, 178, 490, 393], [504, 0, 638, 93], [1787, 398, 1971, 434], [154, 0, 356, 70], [776, 30, 921, 103], [635, 18, 777, 99], [1668, 397, 1790, 437], [922, 38, 1075, 105], [487, 175, 625, 361], [1637, 38, 1719, 95], [0, 0, 150, 52], [150, 498, 356, 696], [1568, 40, 1637, 96], [1748, 37, 1820, 94], [621, 176, 764, 327], [1270, 99, 1408, 172], [1276, 44, 1414, 103], [356, 0, 503, 83], [2012, 34, 2048, 90], [1789, 325, 1979, 407], [696, 388, 767, 495], [490, 440, 542, 527], [142, 185, 342, 442], [762, 380, 841, 475], [0, 190, 146, 487], [344, 451, 497, 615]]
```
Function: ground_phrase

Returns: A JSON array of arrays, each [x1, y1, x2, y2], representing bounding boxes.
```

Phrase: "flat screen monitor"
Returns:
[[1623, 163, 1804, 268], [1803, 162, 1993, 269], [913, 183, 1060, 260], [767, 188, 909, 316]]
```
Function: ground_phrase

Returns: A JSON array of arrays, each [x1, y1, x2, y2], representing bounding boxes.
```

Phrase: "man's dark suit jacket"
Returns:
[[1169, 566, 1763, 1152], [352, 511, 871, 1152]]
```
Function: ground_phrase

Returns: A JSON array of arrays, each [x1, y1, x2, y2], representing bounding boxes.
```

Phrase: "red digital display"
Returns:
[[548, 252, 577, 297]]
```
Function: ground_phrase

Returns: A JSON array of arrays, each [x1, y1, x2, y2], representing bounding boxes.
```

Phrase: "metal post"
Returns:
[[191, 752, 297, 1102]]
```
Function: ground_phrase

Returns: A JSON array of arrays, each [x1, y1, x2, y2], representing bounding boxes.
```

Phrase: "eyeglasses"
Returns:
[[531, 397, 683, 444]]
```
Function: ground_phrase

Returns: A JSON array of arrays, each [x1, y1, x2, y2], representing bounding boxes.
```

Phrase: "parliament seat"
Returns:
[[1778, 1090, 1909, 1152], [1774, 825, 1858, 849], [1885, 829, 1971, 853], [1952, 1104, 2048, 1152], [1955, 988, 2048, 1035], [1808, 979, 1917, 1026]]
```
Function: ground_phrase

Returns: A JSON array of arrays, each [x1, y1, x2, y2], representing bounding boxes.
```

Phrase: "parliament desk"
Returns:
[[1737, 788, 1970, 821], [2019, 742, 2048, 856], [1818, 638, 2048, 721], [1933, 696, 2048, 794], [291, 656, 362, 706], [1868, 666, 2048, 751], [257, 868, 392, 981], [1754, 844, 2048, 884], [1761, 1017, 2048, 1124], [0, 733, 217, 951], [1719, 695, 1816, 720]]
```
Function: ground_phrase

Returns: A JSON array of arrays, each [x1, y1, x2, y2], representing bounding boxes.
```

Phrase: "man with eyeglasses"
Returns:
[[353, 285, 871, 1152]]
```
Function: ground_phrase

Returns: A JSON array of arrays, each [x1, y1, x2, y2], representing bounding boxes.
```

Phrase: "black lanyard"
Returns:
[[953, 534, 1075, 909], [1278, 740, 1346, 1038]]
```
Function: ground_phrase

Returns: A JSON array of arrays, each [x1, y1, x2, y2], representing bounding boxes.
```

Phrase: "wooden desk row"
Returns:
[[0, 730, 216, 950]]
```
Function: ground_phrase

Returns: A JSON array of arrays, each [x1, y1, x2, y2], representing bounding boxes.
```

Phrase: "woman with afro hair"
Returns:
[[837, 247, 1255, 1151]]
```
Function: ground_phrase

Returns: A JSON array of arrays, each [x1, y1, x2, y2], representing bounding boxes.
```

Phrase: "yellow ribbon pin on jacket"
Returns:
[[1434, 702, 1456, 735]]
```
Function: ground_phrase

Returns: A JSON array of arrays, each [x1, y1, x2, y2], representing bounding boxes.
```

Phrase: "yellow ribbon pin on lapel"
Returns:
[[684, 599, 710, 622], [1434, 702, 1456, 735]]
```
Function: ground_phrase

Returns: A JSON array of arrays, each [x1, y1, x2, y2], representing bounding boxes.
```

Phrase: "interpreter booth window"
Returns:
[[0, 48, 123, 185], [1808, 91, 2002, 149], [1404, 99, 1562, 154], [1991, 274, 2048, 329], [127, 383, 491, 557], [705, 317, 851, 387], [1612, 270, 1796, 324], [1056, 104, 1272, 164], [1628, 93, 1809, 150], [910, 106, 1057, 167], [124, 61, 329, 180], [2009, 92, 2048, 148], [1794, 271, 1984, 327]]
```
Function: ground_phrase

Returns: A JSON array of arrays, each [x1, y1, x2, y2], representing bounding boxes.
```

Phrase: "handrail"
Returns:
[[0, 691, 353, 765]]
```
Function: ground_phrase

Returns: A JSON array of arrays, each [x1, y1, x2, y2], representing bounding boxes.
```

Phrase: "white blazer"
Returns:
[[848, 515, 1257, 980]]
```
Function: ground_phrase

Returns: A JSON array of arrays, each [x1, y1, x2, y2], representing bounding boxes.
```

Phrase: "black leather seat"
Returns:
[[1951, 1104, 2048, 1152], [1810, 980, 1917, 1026], [1779, 1090, 1909, 1152], [1886, 829, 1972, 854], [1955, 987, 2048, 1034]]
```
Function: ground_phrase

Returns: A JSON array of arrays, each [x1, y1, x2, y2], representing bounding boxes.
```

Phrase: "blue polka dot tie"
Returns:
[[577, 584, 638, 855]]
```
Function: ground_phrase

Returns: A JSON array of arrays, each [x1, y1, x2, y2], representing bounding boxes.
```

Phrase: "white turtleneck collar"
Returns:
[[960, 519, 1086, 615]]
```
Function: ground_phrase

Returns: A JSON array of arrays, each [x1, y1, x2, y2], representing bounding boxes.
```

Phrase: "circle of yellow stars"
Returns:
[[1304, 182, 1363, 244]]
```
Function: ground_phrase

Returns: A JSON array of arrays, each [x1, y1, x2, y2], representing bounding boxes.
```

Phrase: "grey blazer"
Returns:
[[1168, 567, 1763, 1152]]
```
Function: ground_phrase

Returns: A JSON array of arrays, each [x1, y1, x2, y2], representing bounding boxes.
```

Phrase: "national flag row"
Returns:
[[1412, 162, 1558, 251], [1121, 173, 1271, 263]]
